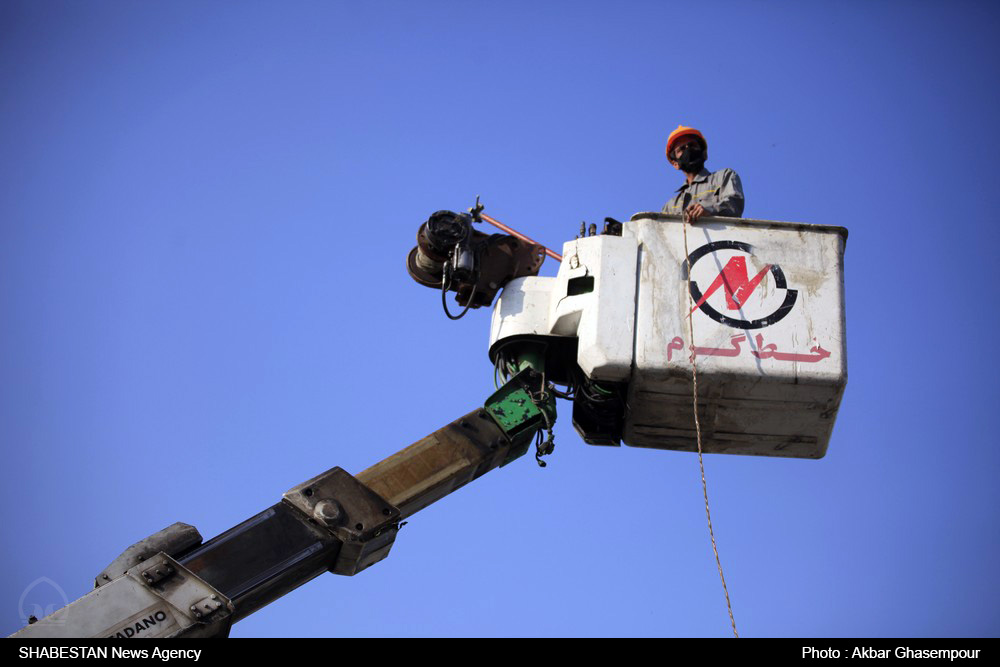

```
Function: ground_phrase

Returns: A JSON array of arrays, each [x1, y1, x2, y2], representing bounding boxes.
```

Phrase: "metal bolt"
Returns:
[[211, 595, 218, 600], [314, 500, 341, 522], [190, 606, 196, 611]]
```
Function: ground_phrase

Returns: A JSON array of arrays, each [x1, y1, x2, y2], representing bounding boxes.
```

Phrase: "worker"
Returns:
[[662, 125, 744, 222]]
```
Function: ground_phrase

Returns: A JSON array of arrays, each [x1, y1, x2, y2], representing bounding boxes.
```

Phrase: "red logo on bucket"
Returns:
[[683, 241, 797, 330], [690, 256, 772, 313]]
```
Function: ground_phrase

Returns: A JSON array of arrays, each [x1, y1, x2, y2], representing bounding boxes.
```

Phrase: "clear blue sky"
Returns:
[[2, 0, 998, 638]]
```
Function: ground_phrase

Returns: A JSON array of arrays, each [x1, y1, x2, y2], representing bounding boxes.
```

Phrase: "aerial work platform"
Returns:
[[490, 213, 848, 459]]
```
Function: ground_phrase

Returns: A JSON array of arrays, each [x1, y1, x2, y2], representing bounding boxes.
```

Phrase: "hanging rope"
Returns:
[[682, 212, 739, 639]]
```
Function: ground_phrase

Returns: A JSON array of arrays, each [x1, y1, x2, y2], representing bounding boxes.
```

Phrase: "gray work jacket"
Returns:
[[662, 167, 744, 217]]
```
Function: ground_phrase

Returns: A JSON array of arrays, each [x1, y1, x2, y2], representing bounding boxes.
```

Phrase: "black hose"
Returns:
[[440, 265, 475, 321]]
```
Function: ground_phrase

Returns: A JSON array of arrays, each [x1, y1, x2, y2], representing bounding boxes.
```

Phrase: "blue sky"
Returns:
[[2, 0, 998, 637]]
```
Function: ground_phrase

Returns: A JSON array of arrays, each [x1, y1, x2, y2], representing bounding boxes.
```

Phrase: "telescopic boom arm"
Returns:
[[11, 368, 554, 639]]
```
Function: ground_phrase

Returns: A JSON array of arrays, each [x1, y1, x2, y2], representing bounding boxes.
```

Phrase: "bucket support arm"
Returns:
[[10, 369, 555, 638]]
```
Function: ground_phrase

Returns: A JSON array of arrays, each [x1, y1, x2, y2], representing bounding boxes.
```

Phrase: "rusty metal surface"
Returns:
[[454, 231, 546, 308], [355, 408, 510, 520]]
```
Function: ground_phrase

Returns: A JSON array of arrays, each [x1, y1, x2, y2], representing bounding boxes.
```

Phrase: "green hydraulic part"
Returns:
[[484, 367, 557, 466]]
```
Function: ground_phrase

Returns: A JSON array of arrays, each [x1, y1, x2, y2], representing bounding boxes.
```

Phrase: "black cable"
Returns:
[[440, 262, 476, 321], [549, 385, 575, 400]]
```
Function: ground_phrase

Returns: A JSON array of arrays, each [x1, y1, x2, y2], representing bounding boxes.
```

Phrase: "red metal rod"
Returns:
[[480, 213, 562, 262]]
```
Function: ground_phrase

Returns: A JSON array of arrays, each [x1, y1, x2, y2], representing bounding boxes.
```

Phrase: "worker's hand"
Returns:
[[685, 203, 706, 222]]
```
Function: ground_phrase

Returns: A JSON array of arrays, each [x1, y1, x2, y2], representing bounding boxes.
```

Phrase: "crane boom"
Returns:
[[10, 367, 554, 639]]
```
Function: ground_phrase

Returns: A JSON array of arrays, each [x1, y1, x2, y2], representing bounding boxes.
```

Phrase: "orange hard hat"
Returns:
[[665, 125, 707, 158]]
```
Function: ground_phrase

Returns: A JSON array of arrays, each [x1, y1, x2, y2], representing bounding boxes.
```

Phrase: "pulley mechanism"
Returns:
[[406, 198, 547, 317]]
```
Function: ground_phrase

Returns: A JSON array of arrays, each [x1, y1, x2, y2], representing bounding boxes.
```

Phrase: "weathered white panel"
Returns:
[[557, 235, 637, 381], [624, 213, 847, 458], [489, 236, 636, 382], [489, 276, 557, 341], [10, 553, 232, 638]]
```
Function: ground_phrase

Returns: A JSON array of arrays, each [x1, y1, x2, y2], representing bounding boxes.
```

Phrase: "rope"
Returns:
[[682, 212, 739, 638]]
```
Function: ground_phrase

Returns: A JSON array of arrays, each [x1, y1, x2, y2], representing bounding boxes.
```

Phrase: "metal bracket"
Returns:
[[190, 595, 225, 621], [140, 560, 176, 586], [282, 467, 401, 576]]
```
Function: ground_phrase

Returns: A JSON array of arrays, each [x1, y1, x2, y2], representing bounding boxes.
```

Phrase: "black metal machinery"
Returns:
[[406, 205, 547, 317]]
